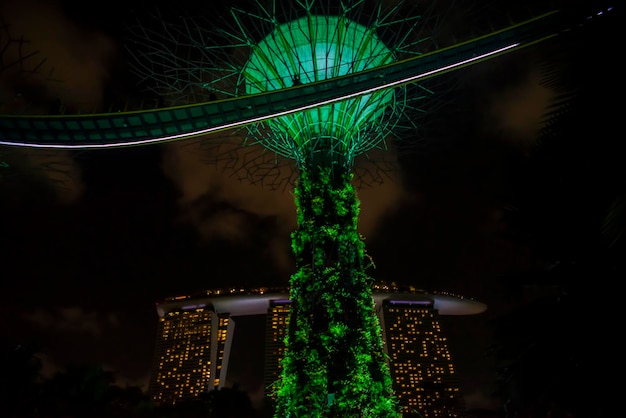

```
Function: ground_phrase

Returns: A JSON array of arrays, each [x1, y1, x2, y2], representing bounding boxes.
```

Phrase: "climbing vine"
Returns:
[[273, 166, 399, 417]]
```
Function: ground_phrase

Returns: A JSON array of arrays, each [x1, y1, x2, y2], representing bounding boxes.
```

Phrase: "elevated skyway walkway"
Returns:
[[0, 8, 607, 148]]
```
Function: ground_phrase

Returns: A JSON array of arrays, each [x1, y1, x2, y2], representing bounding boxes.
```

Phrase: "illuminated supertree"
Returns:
[[126, 1, 451, 416], [0, 0, 608, 416]]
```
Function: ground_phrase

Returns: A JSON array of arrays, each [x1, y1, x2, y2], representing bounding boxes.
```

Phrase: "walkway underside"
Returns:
[[0, 10, 584, 149]]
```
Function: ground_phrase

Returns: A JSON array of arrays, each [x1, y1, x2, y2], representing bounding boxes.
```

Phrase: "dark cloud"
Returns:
[[23, 307, 120, 338], [1, 0, 117, 112]]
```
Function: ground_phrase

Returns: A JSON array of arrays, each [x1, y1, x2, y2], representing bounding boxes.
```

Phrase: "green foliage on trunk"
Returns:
[[273, 166, 399, 418]]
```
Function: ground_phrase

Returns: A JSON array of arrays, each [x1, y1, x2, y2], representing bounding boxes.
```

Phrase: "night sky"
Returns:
[[0, 0, 621, 412]]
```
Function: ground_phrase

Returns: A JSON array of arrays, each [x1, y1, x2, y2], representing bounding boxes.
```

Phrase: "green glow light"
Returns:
[[243, 15, 396, 167], [273, 166, 400, 417]]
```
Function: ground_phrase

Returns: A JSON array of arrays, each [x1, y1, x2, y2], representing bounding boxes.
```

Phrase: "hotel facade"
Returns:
[[148, 284, 486, 417]]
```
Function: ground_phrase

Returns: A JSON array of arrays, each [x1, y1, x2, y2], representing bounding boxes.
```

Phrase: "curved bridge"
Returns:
[[0, 8, 608, 149]]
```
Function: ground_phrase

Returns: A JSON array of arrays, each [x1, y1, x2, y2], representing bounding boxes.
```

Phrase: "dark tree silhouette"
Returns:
[[39, 364, 117, 417], [0, 340, 43, 418], [204, 384, 258, 418], [150, 384, 259, 418], [37, 364, 154, 418], [489, 4, 621, 417]]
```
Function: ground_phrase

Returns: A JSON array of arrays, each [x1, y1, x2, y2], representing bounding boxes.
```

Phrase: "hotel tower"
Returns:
[[148, 283, 486, 417]]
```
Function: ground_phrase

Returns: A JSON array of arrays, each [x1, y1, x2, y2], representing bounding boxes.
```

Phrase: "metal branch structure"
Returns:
[[0, 17, 44, 170], [0, 1, 615, 416], [122, 0, 449, 191], [0, 15, 68, 187], [0, 18, 49, 80]]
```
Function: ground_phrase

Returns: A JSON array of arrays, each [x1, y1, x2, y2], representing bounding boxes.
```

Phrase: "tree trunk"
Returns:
[[273, 164, 399, 418]]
